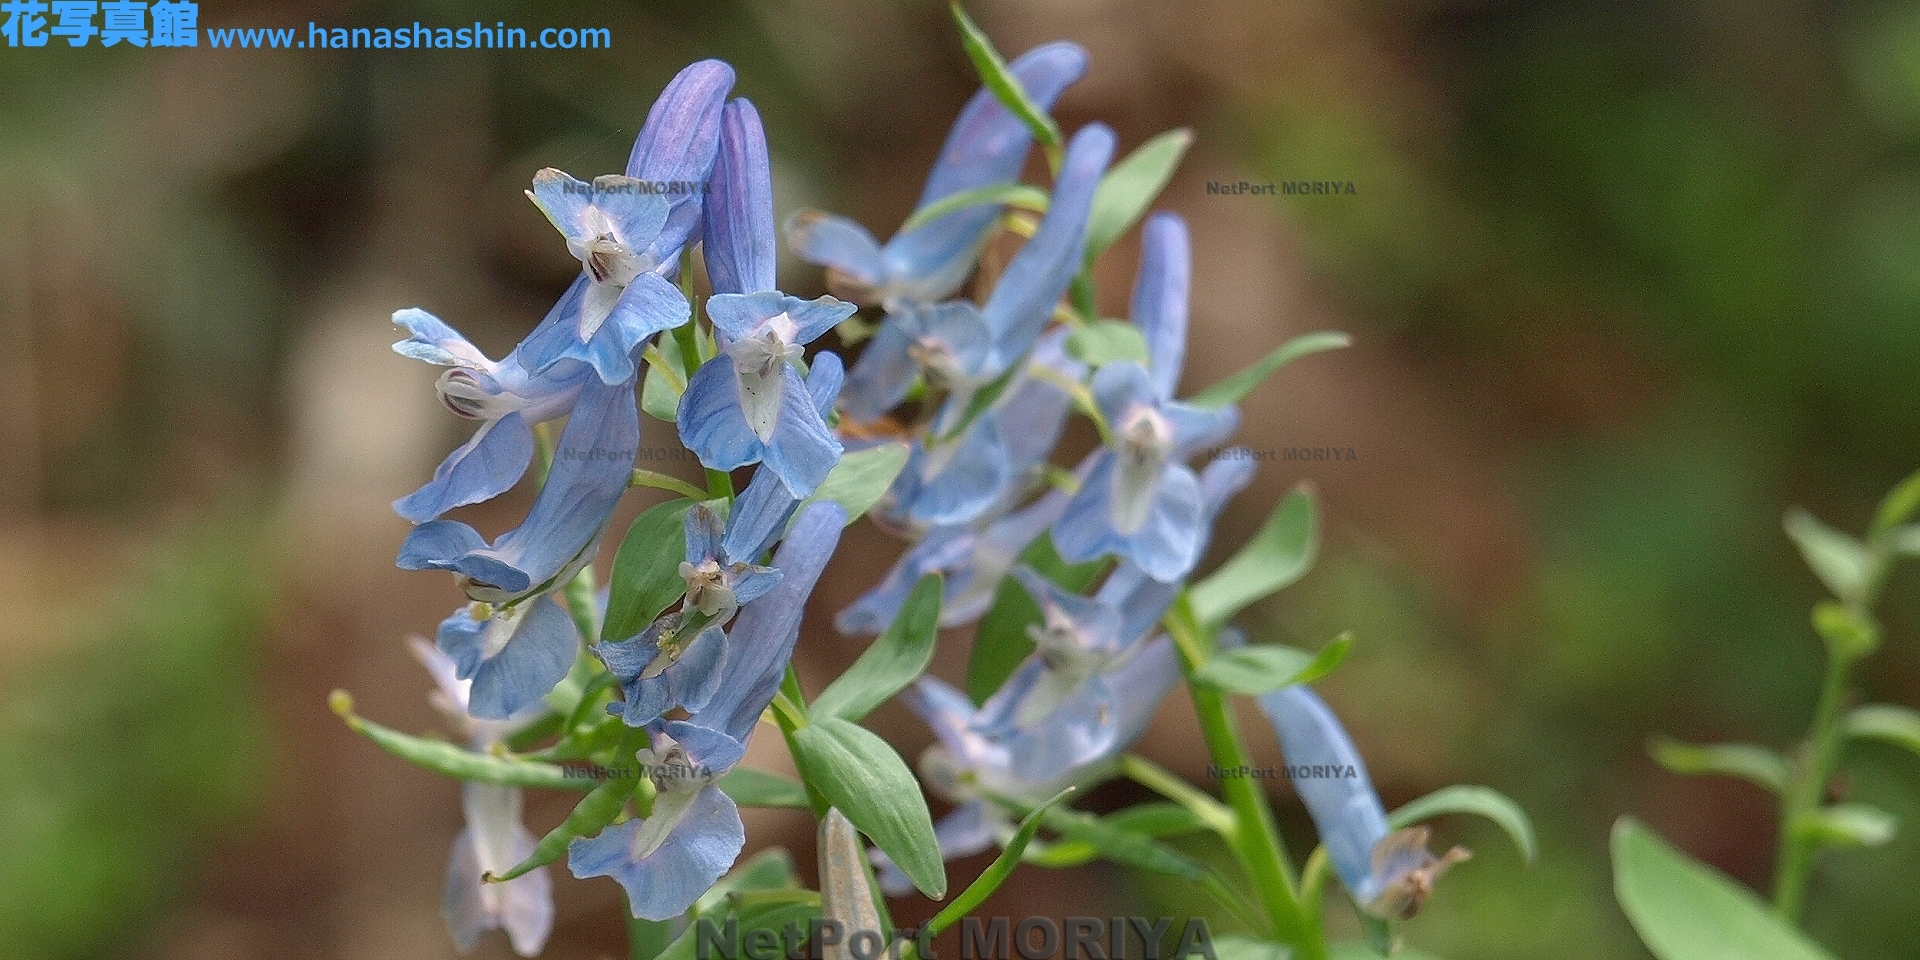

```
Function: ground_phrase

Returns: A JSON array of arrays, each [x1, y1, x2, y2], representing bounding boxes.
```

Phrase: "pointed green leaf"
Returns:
[[1190, 330, 1351, 409], [1612, 818, 1839, 960], [916, 789, 1076, 940], [1195, 633, 1352, 695], [1389, 785, 1537, 865], [1791, 803, 1897, 849], [1783, 507, 1871, 602], [1811, 599, 1880, 660], [1845, 703, 1920, 758], [1066, 320, 1151, 368], [792, 718, 946, 898], [1649, 739, 1789, 795], [1021, 802, 1212, 868], [797, 443, 910, 529], [965, 534, 1107, 703], [718, 767, 812, 810], [901, 182, 1051, 233], [330, 691, 586, 791], [950, 2, 1062, 151], [1191, 484, 1318, 628], [603, 499, 697, 643], [491, 771, 636, 882], [815, 575, 942, 722], [1869, 467, 1920, 539], [1084, 129, 1194, 261]]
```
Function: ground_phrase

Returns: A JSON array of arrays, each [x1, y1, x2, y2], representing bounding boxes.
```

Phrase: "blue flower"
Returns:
[[677, 99, 856, 497], [882, 327, 1080, 527], [835, 123, 1115, 423], [784, 41, 1089, 311], [569, 504, 846, 920], [514, 60, 735, 385], [398, 374, 639, 605], [390, 308, 591, 523], [876, 637, 1183, 894], [567, 727, 747, 922], [434, 593, 581, 721], [1052, 215, 1238, 582], [408, 640, 553, 956], [1257, 686, 1470, 919]]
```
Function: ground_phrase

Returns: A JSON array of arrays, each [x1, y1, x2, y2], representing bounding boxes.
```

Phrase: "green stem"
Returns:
[[1119, 754, 1237, 839], [1773, 640, 1860, 921], [1165, 594, 1324, 959], [626, 905, 676, 960]]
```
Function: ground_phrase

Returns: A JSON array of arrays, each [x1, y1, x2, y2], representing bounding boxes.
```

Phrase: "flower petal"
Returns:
[[394, 413, 535, 524], [568, 784, 746, 922]]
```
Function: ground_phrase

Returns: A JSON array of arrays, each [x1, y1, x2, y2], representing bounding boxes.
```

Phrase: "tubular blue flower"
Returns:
[[677, 100, 856, 497], [1052, 217, 1238, 582], [877, 637, 1183, 895], [570, 505, 845, 920], [567, 727, 746, 921], [409, 640, 553, 956], [434, 593, 581, 720], [784, 42, 1089, 310], [390, 308, 592, 523], [594, 615, 727, 728], [836, 124, 1115, 423], [882, 327, 1080, 527], [1257, 686, 1470, 919], [515, 60, 734, 384], [398, 374, 640, 605], [838, 464, 1078, 638]]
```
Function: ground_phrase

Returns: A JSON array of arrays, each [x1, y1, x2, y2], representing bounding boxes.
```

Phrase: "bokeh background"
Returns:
[[5, 0, 1920, 957]]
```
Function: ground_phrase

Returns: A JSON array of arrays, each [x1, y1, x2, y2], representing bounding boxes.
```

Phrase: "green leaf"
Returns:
[[950, 2, 1061, 151], [1389, 785, 1537, 865], [1034, 804, 1206, 880], [791, 718, 946, 898], [1649, 739, 1789, 795], [1084, 129, 1194, 260], [1212, 935, 1293, 960], [1612, 818, 1839, 960], [814, 575, 942, 722], [1869, 466, 1920, 539], [693, 848, 804, 917], [797, 443, 910, 529], [1065, 320, 1150, 368], [1790, 803, 1898, 849], [643, 336, 688, 423], [1190, 484, 1318, 628], [1189, 330, 1351, 409], [717, 767, 812, 810], [922, 788, 1076, 939], [1195, 633, 1352, 695], [329, 691, 587, 791], [603, 499, 697, 643], [900, 182, 1051, 233], [964, 534, 1107, 703], [1844, 702, 1920, 758], [1885, 522, 1920, 558], [1021, 803, 1212, 868], [1783, 507, 1872, 602]]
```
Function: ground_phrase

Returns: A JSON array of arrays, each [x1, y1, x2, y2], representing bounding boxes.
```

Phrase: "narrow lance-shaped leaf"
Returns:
[[1649, 738, 1789, 795], [1789, 804, 1897, 849], [1388, 785, 1537, 865], [1189, 330, 1351, 410], [1083, 129, 1193, 261], [603, 499, 698, 642], [797, 443, 911, 529], [814, 575, 943, 722], [1190, 483, 1318, 629], [950, 2, 1062, 153], [1844, 703, 1920, 759], [1065, 320, 1150, 368], [792, 718, 946, 899], [1783, 507, 1871, 603], [1196, 633, 1353, 696], [1612, 818, 1839, 960], [920, 788, 1075, 940], [718, 767, 813, 810]]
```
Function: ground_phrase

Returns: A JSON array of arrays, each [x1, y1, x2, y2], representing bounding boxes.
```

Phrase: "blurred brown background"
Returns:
[[5, 0, 1920, 957]]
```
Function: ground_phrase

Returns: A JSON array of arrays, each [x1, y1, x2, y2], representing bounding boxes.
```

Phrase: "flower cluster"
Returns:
[[343, 19, 1517, 960]]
